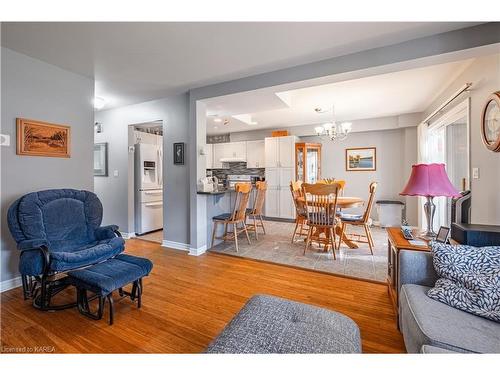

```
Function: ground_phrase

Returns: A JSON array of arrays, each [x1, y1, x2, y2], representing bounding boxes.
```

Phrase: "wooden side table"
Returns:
[[386, 227, 430, 321]]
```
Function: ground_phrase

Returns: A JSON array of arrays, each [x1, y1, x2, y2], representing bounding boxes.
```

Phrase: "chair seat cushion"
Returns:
[[19, 237, 125, 276], [399, 284, 500, 353], [213, 213, 232, 221], [307, 214, 338, 226], [339, 213, 363, 222], [50, 237, 125, 272], [206, 294, 361, 353], [68, 254, 153, 296]]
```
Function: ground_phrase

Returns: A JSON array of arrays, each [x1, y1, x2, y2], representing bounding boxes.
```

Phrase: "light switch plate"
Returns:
[[113, 170, 119, 177], [0, 134, 11, 146], [128, 146, 135, 153], [472, 167, 479, 179]]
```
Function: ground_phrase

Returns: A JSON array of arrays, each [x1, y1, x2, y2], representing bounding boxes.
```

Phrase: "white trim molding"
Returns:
[[188, 245, 207, 256], [1, 276, 22, 293], [162, 240, 189, 252]]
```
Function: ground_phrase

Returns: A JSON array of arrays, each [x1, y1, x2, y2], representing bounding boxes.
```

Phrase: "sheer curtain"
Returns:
[[420, 99, 470, 231], [417, 123, 429, 229]]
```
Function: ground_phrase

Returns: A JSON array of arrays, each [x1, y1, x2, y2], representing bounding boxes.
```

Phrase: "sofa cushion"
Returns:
[[420, 345, 461, 354], [428, 242, 500, 322], [206, 294, 361, 353], [399, 284, 500, 353]]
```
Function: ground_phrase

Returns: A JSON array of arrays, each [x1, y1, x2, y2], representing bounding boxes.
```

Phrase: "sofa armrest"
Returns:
[[95, 225, 121, 240], [398, 250, 438, 292]]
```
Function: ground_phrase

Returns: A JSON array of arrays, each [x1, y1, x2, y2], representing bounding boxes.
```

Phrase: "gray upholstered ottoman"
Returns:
[[206, 294, 362, 353]]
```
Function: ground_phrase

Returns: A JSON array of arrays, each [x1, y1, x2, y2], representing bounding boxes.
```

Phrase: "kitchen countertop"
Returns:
[[197, 189, 234, 195]]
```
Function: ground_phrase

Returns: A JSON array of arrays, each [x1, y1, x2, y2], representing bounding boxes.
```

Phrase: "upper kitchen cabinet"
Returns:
[[205, 143, 213, 169], [212, 141, 247, 168], [246, 140, 265, 168], [295, 142, 322, 183], [265, 136, 298, 168]]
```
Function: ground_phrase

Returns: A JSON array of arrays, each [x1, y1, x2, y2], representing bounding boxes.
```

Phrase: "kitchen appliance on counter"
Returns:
[[198, 176, 220, 192], [227, 174, 252, 189], [135, 142, 163, 235]]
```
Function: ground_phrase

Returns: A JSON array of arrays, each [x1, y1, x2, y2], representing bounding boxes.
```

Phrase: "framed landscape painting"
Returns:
[[16, 118, 70, 158], [346, 147, 376, 171]]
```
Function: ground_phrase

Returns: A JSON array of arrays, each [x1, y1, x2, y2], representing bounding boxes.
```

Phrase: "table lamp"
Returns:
[[400, 163, 460, 238]]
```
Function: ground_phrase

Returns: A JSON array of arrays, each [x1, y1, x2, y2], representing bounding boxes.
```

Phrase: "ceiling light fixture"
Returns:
[[93, 97, 106, 110], [213, 117, 222, 123], [314, 105, 352, 141]]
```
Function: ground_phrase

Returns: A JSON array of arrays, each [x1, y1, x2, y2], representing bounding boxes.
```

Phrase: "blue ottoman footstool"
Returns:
[[206, 294, 362, 353], [68, 254, 153, 325]]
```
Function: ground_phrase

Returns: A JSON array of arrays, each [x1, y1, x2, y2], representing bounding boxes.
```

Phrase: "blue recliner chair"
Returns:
[[7, 189, 125, 310]]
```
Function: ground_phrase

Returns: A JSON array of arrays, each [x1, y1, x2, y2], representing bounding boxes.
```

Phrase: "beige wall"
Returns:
[[423, 53, 500, 225]]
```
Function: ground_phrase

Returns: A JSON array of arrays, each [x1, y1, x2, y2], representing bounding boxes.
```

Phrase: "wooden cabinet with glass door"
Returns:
[[295, 143, 322, 183]]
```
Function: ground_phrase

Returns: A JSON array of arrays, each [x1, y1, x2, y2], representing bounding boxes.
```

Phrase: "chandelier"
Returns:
[[314, 106, 352, 141]]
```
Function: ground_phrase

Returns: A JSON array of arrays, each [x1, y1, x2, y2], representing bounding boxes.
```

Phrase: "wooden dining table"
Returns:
[[296, 196, 365, 249]]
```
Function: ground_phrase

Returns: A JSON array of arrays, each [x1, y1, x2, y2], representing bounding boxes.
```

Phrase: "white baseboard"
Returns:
[[162, 240, 190, 252], [121, 232, 136, 239], [1, 276, 22, 293], [161, 240, 206, 256], [189, 245, 207, 256]]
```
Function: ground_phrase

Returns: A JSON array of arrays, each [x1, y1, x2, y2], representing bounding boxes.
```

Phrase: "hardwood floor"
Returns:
[[1, 239, 405, 353]]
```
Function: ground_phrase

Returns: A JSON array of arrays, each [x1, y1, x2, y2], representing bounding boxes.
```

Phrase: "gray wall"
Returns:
[[94, 94, 190, 244], [422, 53, 500, 225], [1, 47, 94, 283]]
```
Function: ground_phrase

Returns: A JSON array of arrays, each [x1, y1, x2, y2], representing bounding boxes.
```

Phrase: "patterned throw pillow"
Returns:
[[427, 242, 500, 322]]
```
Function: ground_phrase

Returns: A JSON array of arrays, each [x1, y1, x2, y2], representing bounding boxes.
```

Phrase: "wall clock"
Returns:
[[481, 91, 500, 152]]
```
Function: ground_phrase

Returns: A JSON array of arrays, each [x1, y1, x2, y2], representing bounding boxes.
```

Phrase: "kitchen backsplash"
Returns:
[[207, 162, 265, 185]]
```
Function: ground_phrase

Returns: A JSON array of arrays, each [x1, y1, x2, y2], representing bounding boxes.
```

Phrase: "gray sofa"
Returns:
[[398, 250, 500, 353]]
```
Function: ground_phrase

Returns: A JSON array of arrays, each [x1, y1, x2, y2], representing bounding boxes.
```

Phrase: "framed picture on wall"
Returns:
[[345, 147, 376, 171], [16, 118, 71, 158], [93, 143, 108, 176], [173, 142, 185, 165]]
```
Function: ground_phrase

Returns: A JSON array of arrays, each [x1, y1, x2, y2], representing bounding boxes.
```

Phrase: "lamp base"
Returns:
[[423, 196, 437, 239]]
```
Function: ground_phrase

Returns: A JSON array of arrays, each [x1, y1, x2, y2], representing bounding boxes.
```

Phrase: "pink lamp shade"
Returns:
[[400, 163, 460, 198]]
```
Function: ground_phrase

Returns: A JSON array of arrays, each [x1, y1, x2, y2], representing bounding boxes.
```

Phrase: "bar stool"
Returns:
[[211, 183, 252, 252], [246, 181, 267, 239]]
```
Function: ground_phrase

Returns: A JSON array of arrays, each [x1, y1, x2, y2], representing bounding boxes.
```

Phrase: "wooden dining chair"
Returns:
[[302, 182, 341, 259], [290, 181, 309, 243], [246, 181, 267, 240], [211, 183, 252, 252], [319, 178, 345, 196], [338, 182, 378, 254]]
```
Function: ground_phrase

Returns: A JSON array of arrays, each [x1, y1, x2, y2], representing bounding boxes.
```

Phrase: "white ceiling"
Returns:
[[1, 22, 479, 109], [203, 58, 474, 134]]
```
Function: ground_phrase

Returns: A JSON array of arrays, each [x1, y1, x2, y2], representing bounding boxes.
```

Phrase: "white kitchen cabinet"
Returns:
[[205, 143, 213, 169], [226, 141, 247, 160], [265, 137, 279, 167], [213, 143, 229, 169], [246, 140, 265, 168], [212, 141, 247, 168], [264, 187, 280, 218], [278, 136, 295, 167], [279, 186, 295, 219], [265, 136, 297, 168], [265, 167, 295, 219]]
